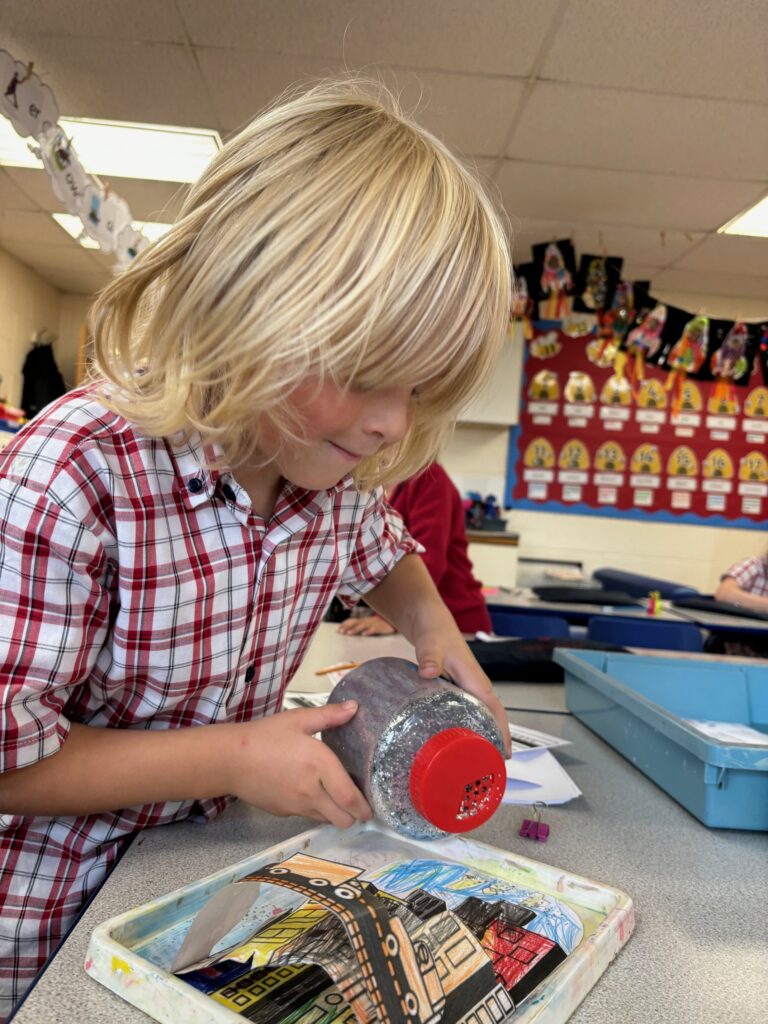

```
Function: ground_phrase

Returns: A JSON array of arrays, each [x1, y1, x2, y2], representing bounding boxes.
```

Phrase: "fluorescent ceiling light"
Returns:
[[718, 195, 768, 238], [53, 212, 172, 248], [0, 115, 220, 182]]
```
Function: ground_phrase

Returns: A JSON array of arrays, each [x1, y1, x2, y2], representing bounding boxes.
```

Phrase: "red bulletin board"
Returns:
[[508, 324, 768, 528]]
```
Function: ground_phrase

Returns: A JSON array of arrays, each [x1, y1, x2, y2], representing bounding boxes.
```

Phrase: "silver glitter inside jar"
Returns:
[[322, 657, 506, 840]]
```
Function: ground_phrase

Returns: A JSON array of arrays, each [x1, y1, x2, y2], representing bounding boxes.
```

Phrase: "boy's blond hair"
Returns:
[[90, 78, 511, 487]]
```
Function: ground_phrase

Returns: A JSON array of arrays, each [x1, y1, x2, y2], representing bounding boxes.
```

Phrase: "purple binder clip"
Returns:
[[519, 802, 549, 842]]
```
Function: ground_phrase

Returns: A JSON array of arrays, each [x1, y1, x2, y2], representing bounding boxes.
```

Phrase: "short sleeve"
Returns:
[[722, 557, 761, 591], [336, 488, 424, 606], [0, 478, 111, 773]]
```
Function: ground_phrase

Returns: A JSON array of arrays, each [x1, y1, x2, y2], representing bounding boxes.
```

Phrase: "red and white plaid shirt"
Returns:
[[0, 384, 418, 1019], [723, 556, 768, 597]]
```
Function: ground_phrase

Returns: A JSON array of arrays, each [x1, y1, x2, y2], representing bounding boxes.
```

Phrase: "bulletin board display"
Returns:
[[506, 324, 768, 529]]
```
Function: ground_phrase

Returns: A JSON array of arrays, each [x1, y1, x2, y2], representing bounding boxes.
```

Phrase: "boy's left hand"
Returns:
[[415, 632, 511, 757]]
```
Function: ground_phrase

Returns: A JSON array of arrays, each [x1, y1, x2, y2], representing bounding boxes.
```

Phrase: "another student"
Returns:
[[711, 553, 768, 657], [339, 463, 492, 635], [715, 552, 768, 613], [0, 80, 511, 1018]]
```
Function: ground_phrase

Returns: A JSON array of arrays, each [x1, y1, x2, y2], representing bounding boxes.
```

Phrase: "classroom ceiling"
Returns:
[[0, 0, 767, 303]]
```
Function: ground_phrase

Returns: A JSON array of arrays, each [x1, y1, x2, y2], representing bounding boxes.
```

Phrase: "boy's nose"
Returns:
[[362, 389, 412, 445]]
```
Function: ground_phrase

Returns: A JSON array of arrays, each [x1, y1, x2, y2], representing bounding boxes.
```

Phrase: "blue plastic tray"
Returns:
[[553, 650, 768, 830]]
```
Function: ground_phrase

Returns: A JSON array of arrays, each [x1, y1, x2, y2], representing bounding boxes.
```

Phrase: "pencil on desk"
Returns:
[[315, 661, 360, 676]]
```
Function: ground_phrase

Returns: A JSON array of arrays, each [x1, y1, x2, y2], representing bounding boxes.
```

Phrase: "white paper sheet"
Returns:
[[684, 719, 768, 746], [503, 748, 582, 805]]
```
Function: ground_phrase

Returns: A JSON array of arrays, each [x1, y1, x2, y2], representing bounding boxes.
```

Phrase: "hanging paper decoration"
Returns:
[[625, 303, 667, 391], [586, 310, 618, 368], [709, 322, 749, 414], [509, 276, 534, 340], [582, 257, 609, 310], [0, 48, 149, 264], [665, 315, 709, 414], [39, 123, 94, 216], [0, 53, 58, 137], [540, 243, 573, 319], [610, 280, 635, 344]]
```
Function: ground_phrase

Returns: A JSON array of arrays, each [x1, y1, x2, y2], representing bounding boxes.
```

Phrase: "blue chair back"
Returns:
[[593, 568, 699, 600], [490, 611, 570, 639], [586, 615, 704, 652]]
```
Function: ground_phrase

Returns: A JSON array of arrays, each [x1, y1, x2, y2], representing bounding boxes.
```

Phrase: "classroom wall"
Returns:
[[0, 246, 62, 407], [0, 247, 94, 407], [57, 293, 93, 386], [443, 287, 768, 592]]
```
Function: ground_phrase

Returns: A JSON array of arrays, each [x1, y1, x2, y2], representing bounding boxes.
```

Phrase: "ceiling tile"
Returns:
[[0, 209, 73, 247], [2, 167, 66, 212], [2, 35, 218, 129], [509, 83, 768, 180], [0, 1, 185, 43], [671, 234, 768, 277], [95, 177, 188, 222], [541, 0, 768, 103], [180, 0, 559, 77], [199, 50, 524, 155], [508, 217, 704, 268], [2, 238, 98, 273], [195, 49, 348, 135], [396, 71, 524, 157], [34, 266, 108, 295], [0, 168, 41, 212], [651, 266, 768, 301], [496, 161, 765, 232]]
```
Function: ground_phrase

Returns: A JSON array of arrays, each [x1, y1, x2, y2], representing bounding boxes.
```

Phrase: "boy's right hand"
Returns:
[[227, 701, 372, 829]]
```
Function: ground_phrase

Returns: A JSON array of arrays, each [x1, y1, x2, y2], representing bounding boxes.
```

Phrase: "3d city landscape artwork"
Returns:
[[174, 851, 582, 1023]]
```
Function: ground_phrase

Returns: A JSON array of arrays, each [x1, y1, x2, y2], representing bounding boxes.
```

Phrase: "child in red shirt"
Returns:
[[339, 463, 492, 635]]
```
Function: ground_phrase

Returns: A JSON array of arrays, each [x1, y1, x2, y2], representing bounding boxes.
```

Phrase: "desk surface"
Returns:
[[671, 604, 768, 634], [14, 628, 768, 1024]]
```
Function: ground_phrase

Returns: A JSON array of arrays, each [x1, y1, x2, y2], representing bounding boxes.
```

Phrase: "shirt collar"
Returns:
[[169, 433, 221, 509], [170, 435, 354, 517]]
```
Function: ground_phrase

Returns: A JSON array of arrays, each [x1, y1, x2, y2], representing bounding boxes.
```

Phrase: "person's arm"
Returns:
[[0, 702, 372, 828], [364, 553, 511, 754], [714, 575, 768, 613]]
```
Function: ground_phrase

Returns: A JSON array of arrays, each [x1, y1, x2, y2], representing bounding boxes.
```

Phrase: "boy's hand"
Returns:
[[228, 702, 372, 828], [338, 614, 397, 636], [416, 633, 511, 757]]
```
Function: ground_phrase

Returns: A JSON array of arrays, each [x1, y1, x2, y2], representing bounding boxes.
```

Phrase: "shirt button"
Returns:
[[244, 665, 255, 683], [187, 477, 204, 494], [222, 483, 237, 502]]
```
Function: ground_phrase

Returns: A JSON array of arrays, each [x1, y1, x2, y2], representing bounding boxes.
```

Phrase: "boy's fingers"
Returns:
[[313, 789, 358, 829], [320, 758, 373, 823], [299, 700, 359, 734], [416, 645, 443, 679]]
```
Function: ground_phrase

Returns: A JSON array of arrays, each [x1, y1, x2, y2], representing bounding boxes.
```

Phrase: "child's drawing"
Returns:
[[175, 851, 582, 1022]]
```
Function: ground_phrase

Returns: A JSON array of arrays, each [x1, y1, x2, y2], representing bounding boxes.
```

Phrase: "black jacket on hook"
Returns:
[[21, 343, 67, 418]]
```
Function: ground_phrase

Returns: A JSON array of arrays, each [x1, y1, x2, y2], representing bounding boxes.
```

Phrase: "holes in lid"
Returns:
[[457, 772, 496, 819]]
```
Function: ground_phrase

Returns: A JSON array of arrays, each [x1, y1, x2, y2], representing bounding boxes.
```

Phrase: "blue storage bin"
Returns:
[[553, 649, 768, 830]]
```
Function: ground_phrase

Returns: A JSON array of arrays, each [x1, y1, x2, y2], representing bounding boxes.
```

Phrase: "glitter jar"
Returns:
[[322, 656, 507, 840]]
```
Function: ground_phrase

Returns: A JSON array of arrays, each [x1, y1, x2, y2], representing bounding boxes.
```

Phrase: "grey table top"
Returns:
[[669, 604, 768, 633], [12, 626, 768, 1023]]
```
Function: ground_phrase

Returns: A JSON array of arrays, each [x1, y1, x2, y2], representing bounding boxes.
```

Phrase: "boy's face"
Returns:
[[257, 378, 414, 490]]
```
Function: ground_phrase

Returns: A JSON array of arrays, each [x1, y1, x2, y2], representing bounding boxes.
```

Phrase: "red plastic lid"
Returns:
[[408, 727, 506, 833]]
